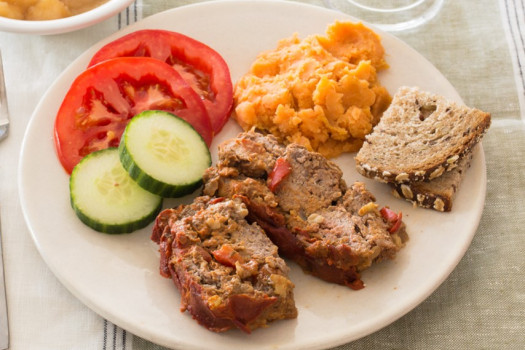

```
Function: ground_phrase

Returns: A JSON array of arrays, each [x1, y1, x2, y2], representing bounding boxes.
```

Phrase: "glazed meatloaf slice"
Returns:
[[151, 196, 297, 333], [203, 130, 407, 290], [284, 182, 408, 288], [205, 131, 347, 217], [355, 86, 491, 184]]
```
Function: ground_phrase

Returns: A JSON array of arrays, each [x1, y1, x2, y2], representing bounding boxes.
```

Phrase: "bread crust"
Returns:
[[391, 153, 473, 212]]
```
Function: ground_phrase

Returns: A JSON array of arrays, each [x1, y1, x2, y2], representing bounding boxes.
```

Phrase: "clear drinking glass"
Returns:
[[323, 0, 445, 32]]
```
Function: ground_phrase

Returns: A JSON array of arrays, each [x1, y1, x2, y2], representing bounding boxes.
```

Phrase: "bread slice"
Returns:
[[391, 152, 472, 211], [355, 86, 491, 184]]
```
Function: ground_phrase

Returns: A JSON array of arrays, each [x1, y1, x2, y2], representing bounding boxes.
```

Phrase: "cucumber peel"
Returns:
[[119, 110, 211, 197]]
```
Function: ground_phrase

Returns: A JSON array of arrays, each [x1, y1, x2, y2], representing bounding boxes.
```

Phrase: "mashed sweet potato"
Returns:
[[233, 21, 391, 158]]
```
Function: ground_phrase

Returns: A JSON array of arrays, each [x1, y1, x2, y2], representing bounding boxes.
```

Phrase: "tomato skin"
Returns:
[[268, 158, 292, 192], [379, 207, 398, 222], [379, 207, 403, 233], [54, 57, 212, 174], [88, 29, 233, 135]]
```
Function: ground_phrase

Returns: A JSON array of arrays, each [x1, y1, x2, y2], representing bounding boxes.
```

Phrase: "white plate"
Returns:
[[19, 1, 486, 349], [0, 0, 133, 35]]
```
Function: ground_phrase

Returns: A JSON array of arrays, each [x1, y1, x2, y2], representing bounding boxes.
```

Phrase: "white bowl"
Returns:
[[0, 0, 134, 35]]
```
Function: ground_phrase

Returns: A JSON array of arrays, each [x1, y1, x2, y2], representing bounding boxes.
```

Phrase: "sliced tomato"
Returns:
[[54, 57, 212, 174], [88, 29, 233, 134]]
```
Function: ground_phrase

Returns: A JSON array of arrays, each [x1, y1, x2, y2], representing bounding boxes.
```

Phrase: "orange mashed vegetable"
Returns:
[[233, 21, 391, 158]]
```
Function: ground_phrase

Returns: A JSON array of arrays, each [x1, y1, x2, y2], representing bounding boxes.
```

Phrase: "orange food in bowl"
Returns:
[[233, 21, 391, 158], [0, 0, 108, 20]]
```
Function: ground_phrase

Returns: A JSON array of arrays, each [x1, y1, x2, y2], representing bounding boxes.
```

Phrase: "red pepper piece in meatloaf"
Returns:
[[151, 196, 297, 333], [203, 130, 408, 290]]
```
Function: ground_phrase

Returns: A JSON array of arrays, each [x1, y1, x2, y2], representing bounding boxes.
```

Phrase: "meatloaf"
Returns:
[[203, 130, 408, 290], [151, 196, 297, 333]]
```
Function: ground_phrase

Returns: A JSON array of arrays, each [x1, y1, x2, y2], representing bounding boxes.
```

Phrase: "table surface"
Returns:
[[0, 1, 524, 349]]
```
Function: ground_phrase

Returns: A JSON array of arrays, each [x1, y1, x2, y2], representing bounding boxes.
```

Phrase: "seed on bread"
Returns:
[[355, 86, 491, 184], [429, 166, 445, 180], [395, 173, 410, 182], [400, 184, 413, 199], [433, 198, 445, 212]]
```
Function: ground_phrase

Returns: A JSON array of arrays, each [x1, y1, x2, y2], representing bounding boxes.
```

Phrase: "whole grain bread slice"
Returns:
[[355, 86, 491, 184], [391, 152, 472, 212]]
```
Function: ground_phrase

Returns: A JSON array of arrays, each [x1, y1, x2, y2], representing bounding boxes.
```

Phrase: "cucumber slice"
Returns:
[[119, 110, 212, 197], [70, 148, 163, 234]]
